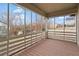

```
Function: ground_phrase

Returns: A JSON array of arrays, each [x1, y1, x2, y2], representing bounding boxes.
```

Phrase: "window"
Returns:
[[55, 16, 64, 32], [37, 14, 42, 32], [26, 9, 31, 35], [65, 14, 76, 32], [0, 3, 8, 55], [32, 12, 37, 34], [65, 14, 76, 42], [48, 17, 54, 31], [9, 4, 25, 55], [25, 9, 32, 47], [9, 4, 25, 37], [42, 16, 46, 31]]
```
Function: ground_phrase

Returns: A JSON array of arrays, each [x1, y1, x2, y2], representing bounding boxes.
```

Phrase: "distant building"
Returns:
[[0, 22, 7, 36]]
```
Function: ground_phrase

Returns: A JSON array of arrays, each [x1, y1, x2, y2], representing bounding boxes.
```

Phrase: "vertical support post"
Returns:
[[54, 17, 55, 39], [7, 3, 9, 56], [45, 17, 48, 39], [64, 16, 65, 41], [35, 14, 38, 42], [76, 13, 77, 44], [31, 11, 32, 45], [41, 16, 43, 40], [24, 8, 26, 48], [77, 5, 79, 45]]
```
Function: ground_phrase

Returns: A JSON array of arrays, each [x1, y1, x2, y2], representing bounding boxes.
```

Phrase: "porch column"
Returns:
[[45, 17, 48, 39], [77, 5, 79, 45]]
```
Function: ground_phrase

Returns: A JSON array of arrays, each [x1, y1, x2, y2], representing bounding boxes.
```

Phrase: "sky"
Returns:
[[55, 16, 64, 24], [0, 3, 7, 19], [48, 17, 64, 25]]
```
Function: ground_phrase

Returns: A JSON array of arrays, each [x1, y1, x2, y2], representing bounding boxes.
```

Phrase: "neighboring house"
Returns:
[[65, 16, 76, 27], [0, 22, 7, 36]]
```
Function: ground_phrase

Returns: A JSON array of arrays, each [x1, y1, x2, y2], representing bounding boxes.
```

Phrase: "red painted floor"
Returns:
[[15, 39, 79, 56]]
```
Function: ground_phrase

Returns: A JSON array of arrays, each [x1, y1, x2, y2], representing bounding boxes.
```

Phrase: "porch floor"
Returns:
[[15, 39, 79, 56]]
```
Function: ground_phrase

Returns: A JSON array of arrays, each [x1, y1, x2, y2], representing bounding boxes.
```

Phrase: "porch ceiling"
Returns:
[[19, 3, 78, 17]]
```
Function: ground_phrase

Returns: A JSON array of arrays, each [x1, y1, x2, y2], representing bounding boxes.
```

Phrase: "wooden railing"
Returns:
[[0, 31, 45, 56], [48, 30, 76, 42]]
